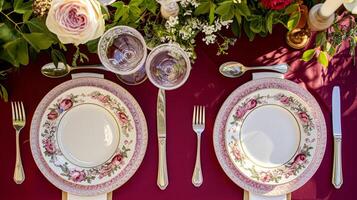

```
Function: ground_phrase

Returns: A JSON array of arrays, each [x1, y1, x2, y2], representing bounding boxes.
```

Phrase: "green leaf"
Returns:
[[266, 12, 273, 34], [0, 23, 16, 42], [284, 3, 299, 15], [317, 51, 329, 68], [209, 3, 216, 24], [22, 33, 55, 52], [130, 0, 144, 7], [194, 0, 210, 15], [51, 49, 66, 67], [14, 0, 32, 14], [216, 1, 234, 20], [86, 38, 99, 53], [249, 17, 263, 33], [2, 38, 29, 67], [315, 32, 326, 47], [287, 11, 300, 31], [143, 0, 157, 14], [111, 1, 124, 9], [243, 21, 255, 41], [236, 2, 251, 17], [301, 49, 316, 62], [23, 10, 33, 22], [0, 0, 4, 11], [231, 18, 241, 37], [0, 84, 8, 102], [17, 38, 29, 65], [26, 18, 59, 42]]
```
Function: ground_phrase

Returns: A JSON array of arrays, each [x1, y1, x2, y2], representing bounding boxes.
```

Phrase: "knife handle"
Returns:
[[332, 137, 343, 189], [157, 137, 168, 190]]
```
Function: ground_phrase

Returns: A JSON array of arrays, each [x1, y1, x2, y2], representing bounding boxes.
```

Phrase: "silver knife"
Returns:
[[332, 86, 343, 189], [157, 89, 168, 190]]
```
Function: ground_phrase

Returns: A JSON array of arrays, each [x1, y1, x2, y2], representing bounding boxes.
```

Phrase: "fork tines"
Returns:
[[11, 101, 26, 123]]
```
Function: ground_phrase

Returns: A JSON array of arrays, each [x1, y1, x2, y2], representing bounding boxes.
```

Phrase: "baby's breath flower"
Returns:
[[203, 34, 217, 45], [165, 16, 179, 29]]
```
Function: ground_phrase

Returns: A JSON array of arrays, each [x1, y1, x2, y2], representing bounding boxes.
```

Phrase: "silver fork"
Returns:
[[192, 105, 205, 187], [11, 101, 26, 184]]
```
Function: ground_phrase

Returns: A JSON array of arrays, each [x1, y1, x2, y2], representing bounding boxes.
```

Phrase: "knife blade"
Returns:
[[157, 89, 168, 190], [332, 86, 343, 189]]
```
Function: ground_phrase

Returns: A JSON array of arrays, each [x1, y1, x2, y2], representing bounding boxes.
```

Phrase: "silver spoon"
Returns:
[[219, 61, 289, 78], [41, 62, 107, 78]]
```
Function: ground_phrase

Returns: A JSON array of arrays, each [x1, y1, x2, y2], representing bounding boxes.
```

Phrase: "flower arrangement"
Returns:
[[0, 0, 356, 101]]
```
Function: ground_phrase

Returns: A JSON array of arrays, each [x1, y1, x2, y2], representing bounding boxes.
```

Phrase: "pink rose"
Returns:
[[46, 0, 105, 45], [232, 146, 242, 160], [245, 99, 257, 110], [98, 95, 110, 103], [298, 112, 309, 124], [111, 154, 123, 166], [47, 110, 59, 120], [259, 172, 272, 182], [118, 112, 129, 124], [261, 0, 293, 10], [235, 107, 246, 119], [294, 153, 307, 164], [44, 139, 56, 154], [280, 96, 290, 104], [69, 170, 86, 182], [59, 99, 73, 111]]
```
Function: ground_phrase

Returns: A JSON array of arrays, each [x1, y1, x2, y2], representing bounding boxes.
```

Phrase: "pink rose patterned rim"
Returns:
[[213, 78, 326, 196], [226, 89, 316, 185], [30, 77, 148, 196]]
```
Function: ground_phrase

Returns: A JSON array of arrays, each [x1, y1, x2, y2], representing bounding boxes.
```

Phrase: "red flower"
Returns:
[[59, 98, 73, 111], [245, 99, 257, 110], [261, 0, 293, 10], [43, 139, 56, 154], [69, 170, 86, 182], [259, 172, 272, 182], [98, 95, 110, 103], [298, 112, 309, 124], [235, 107, 246, 119], [294, 153, 307, 164], [118, 112, 129, 124], [280, 96, 290, 104], [47, 110, 59, 120], [111, 154, 123, 165]]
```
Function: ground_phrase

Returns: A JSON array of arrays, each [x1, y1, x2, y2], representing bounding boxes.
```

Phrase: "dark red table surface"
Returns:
[[1, 28, 356, 200]]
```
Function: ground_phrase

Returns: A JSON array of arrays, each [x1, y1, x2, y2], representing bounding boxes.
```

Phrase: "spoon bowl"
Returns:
[[219, 62, 289, 78], [41, 62, 105, 78]]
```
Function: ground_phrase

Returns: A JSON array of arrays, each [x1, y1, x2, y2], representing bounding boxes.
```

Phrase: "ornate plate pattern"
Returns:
[[213, 78, 326, 196], [226, 88, 316, 185], [30, 77, 148, 196]]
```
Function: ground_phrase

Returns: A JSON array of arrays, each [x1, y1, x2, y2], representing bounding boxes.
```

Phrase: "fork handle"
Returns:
[[192, 134, 203, 187], [14, 132, 25, 184], [157, 137, 168, 190]]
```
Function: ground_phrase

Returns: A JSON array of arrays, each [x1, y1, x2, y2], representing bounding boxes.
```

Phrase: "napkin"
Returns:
[[62, 72, 110, 200], [245, 72, 288, 200]]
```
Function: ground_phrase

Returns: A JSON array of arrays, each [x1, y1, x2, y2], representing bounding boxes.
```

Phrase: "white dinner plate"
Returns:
[[30, 77, 148, 196], [214, 78, 326, 196]]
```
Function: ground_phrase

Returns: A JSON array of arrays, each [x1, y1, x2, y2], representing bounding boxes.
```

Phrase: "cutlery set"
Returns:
[[156, 89, 206, 189]]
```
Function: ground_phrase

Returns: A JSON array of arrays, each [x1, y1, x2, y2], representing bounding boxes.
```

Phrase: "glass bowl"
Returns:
[[145, 43, 191, 90], [98, 26, 147, 78]]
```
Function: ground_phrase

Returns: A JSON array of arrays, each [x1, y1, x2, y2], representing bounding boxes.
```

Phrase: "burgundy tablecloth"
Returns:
[[1, 28, 356, 200]]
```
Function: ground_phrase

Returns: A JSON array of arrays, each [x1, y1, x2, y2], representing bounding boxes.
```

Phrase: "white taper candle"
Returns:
[[319, 0, 344, 17]]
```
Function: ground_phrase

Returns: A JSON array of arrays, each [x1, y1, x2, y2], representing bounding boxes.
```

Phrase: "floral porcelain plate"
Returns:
[[213, 78, 326, 196], [30, 77, 148, 196]]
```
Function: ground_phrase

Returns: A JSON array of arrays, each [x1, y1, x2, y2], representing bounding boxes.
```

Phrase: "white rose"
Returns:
[[46, 0, 105, 45]]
